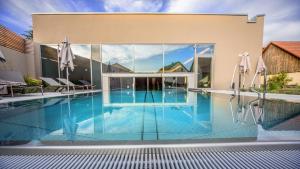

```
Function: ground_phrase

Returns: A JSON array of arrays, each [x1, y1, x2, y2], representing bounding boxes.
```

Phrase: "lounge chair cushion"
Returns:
[[0, 71, 26, 85], [57, 78, 76, 86], [40, 77, 62, 86], [0, 85, 8, 94]]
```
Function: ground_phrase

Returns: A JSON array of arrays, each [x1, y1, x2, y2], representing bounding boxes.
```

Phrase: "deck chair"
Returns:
[[79, 80, 95, 89], [56, 78, 86, 90], [0, 71, 43, 97], [40, 77, 67, 92]]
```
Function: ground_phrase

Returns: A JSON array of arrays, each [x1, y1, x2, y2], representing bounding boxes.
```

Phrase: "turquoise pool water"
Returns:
[[0, 89, 299, 145]]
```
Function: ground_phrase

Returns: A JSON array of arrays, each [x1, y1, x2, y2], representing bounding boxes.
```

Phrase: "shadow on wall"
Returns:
[[0, 46, 30, 76]]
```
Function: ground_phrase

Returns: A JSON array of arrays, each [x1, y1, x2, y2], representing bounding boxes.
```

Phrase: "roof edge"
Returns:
[[32, 12, 265, 17], [263, 41, 300, 59]]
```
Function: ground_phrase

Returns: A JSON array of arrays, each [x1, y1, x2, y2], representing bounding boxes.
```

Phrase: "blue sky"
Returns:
[[0, 0, 300, 45]]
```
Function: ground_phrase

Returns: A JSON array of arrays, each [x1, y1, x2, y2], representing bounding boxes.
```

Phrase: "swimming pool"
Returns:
[[0, 89, 299, 145]]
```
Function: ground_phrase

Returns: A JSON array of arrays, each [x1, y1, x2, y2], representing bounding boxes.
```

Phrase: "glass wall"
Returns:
[[41, 44, 93, 86], [109, 77, 134, 103], [69, 45, 91, 84], [164, 77, 187, 103], [41, 45, 60, 79], [91, 45, 101, 89], [134, 45, 163, 73], [164, 77, 187, 89], [109, 77, 121, 90], [41, 43, 214, 90], [101, 44, 202, 74], [102, 45, 134, 73], [109, 77, 134, 91], [163, 45, 194, 73], [197, 45, 214, 88]]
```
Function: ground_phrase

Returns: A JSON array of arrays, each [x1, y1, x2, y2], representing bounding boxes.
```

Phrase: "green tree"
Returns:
[[21, 28, 33, 40], [267, 72, 292, 91]]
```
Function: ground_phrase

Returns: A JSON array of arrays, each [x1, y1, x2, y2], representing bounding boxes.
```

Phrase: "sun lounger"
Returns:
[[40, 77, 67, 92], [0, 71, 43, 97], [79, 80, 95, 89], [56, 78, 86, 90]]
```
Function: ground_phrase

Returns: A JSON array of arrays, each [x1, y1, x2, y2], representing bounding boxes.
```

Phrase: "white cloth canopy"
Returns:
[[255, 55, 266, 73], [58, 37, 75, 93], [230, 52, 251, 89], [251, 55, 267, 87], [239, 52, 251, 73], [239, 52, 251, 88], [0, 48, 6, 63], [59, 37, 75, 71]]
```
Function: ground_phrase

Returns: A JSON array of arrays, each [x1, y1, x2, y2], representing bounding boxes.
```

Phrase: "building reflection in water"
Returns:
[[1, 91, 299, 144]]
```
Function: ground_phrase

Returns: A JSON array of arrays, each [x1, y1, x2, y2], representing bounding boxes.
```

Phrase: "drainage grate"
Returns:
[[1, 143, 300, 169]]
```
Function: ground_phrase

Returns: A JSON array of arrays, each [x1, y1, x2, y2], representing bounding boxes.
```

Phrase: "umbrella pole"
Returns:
[[57, 44, 60, 81], [67, 67, 70, 93], [251, 71, 258, 88], [231, 64, 237, 89], [238, 70, 241, 97], [242, 71, 246, 89], [68, 95, 71, 117]]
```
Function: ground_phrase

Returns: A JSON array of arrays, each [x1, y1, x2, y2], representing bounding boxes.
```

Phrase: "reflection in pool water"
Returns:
[[0, 90, 299, 145]]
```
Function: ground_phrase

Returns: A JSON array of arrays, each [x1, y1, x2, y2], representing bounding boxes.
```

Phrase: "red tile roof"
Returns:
[[264, 41, 300, 59]]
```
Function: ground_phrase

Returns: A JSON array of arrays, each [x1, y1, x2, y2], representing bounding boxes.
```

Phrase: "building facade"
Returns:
[[263, 41, 300, 85], [32, 13, 264, 91]]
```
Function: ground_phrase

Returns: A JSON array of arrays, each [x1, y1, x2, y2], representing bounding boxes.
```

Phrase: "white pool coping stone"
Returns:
[[0, 89, 299, 104], [207, 89, 300, 102]]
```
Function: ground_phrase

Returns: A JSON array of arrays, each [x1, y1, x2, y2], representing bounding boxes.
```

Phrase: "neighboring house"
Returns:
[[263, 41, 300, 85], [159, 62, 189, 73], [0, 25, 34, 76]]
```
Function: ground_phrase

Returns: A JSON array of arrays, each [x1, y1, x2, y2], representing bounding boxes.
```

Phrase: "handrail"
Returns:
[[250, 87, 261, 98]]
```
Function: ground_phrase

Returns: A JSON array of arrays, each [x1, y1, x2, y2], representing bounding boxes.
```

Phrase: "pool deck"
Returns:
[[208, 89, 300, 102], [1, 89, 299, 104], [0, 90, 102, 104]]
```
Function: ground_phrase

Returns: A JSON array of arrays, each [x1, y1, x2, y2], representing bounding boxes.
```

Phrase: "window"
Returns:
[[102, 45, 134, 73], [101, 44, 197, 74], [69, 45, 91, 84], [91, 45, 101, 89], [109, 77, 134, 103], [134, 45, 163, 73], [40, 44, 92, 86], [164, 45, 194, 73], [41, 45, 60, 79], [197, 45, 214, 88]]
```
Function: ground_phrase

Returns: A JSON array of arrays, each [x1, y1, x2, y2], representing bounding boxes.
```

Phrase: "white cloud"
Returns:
[[103, 0, 163, 12], [0, 15, 28, 30], [1, 0, 93, 32], [264, 21, 300, 43], [167, 0, 240, 13], [2, 0, 299, 45], [166, 0, 300, 45]]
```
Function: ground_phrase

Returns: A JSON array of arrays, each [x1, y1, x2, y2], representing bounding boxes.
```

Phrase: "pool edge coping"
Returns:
[[1, 141, 300, 150]]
